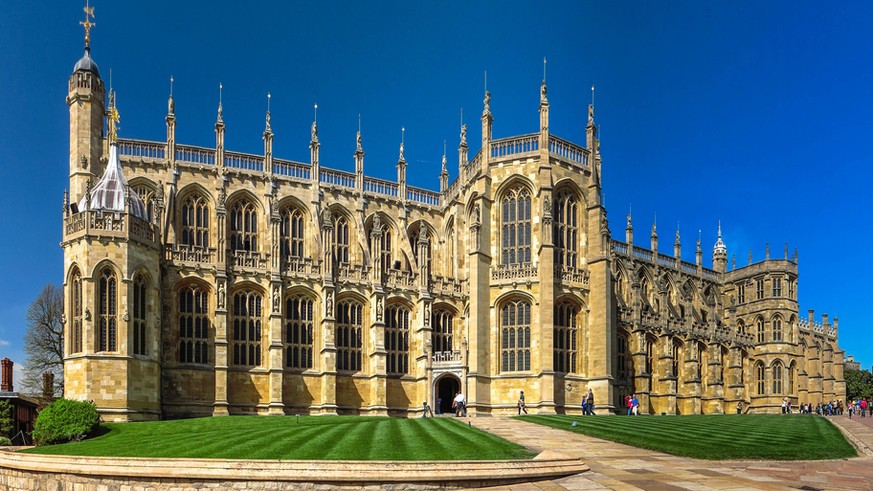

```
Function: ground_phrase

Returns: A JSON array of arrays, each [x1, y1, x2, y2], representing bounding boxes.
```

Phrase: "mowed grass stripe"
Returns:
[[25, 415, 534, 461], [518, 414, 855, 460]]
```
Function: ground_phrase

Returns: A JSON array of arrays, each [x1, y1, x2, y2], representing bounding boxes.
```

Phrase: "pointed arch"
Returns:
[[499, 296, 532, 372], [771, 313, 784, 342], [279, 198, 308, 263], [228, 192, 260, 253], [129, 177, 158, 223], [96, 265, 118, 352], [132, 272, 149, 356], [755, 315, 765, 343], [755, 360, 766, 395], [330, 205, 355, 266], [497, 176, 534, 266], [553, 299, 580, 374], [68, 265, 83, 355], [771, 359, 784, 394], [284, 290, 315, 370], [553, 184, 580, 269], [177, 185, 212, 249]]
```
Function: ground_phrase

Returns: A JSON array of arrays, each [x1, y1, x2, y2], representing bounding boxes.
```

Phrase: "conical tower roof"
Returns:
[[78, 143, 147, 220]]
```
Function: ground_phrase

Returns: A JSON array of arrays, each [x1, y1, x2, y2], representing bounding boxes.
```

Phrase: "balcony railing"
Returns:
[[225, 152, 264, 172], [431, 275, 465, 296], [492, 263, 537, 281], [432, 350, 462, 365], [364, 176, 399, 197], [175, 145, 215, 166], [490, 134, 539, 159], [116, 139, 166, 160], [548, 135, 589, 167], [232, 250, 267, 270], [320, 168, 356, 189], [63, 210, 156, 244], [284, 257, 320, 277], [554, 265, 588, 286], [272, 159, 311, 180], [385, 268, 416, 289], [165, 245, 216, 265], [337, 263, 367, 283]]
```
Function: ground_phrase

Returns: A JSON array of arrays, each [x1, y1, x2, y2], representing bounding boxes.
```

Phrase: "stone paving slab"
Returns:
[[473, 416, 873, 491]]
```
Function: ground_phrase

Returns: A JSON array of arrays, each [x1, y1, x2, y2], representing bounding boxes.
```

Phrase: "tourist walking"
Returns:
[[517, 390, 528, 415], [631, 394, 640, 415], [585, 388, 595, 415], [422, 401, 433, 418]]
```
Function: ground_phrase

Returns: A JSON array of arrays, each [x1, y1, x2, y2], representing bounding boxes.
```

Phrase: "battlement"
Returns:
[[115, 132, 589, 210], [610, 239, 720, 281]]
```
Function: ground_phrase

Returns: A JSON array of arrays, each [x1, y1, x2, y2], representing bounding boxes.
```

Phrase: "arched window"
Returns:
[[232, 290, 262, 366], [756, 361, 766, 395], [617, 333, 630, 381], [772, 315, 783, 342], [180, 193, 209, 248], [431, 308, 453, 354], [644, 337, 655, 377], [70, 269, 83, 354], [614, 272, 624, 303], [409, 225, 432, 274], [179, 284, 209, 364], [446, 225, 455, 276], [553, 302, 578, 373], [787, 316, 796, 343], [132, 274, 147, 356], [385, 305, 410, 375], [333, 213, 350, 265], [554, 191, 577, 268], [640, 277, 650, 307], [97, 267, 117, 352], [501, 187, 532, 265], [133, 184, 155, 222], [696, 342, 705, 381], [671, 339, 682, 378], [501, 299, 531, 372], [788, 362, 796, 394], [230, 199, 258, 252], [756, 317, 765, 343], [381, 224, 393, 271], [279, 207, 305, 261], [737, 320, 746, 335], [772, 361, 784, 394], [285, 296, 313, 369], [336, 300, 363, 371]]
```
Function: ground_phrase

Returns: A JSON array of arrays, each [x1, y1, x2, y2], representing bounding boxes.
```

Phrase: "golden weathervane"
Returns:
[[80, 1, 95, 48]]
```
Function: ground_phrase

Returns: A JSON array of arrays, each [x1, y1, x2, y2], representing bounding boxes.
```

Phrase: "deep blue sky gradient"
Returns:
[[0, 1, 871, 386]]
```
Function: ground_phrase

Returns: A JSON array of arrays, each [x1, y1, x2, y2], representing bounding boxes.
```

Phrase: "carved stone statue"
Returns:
[[168, 96, 175, 115], [588, 104, 594, 124], [460, 124, 467, 144], [472, 204, 481, 225], [540, 81, 547, 102], [273, 286, 280, 313], [326, 291, 333, 314], [419, 222, 428, 242], [484, 91, 491, 112], [84, 307, 91, 321], [376, 297, 383, 322], [322, 208, 332, 228], [311, 121, 318, 141], [424, 303, 431, 326], [217, 282, 225, 309], [217, 187, 227, 208]]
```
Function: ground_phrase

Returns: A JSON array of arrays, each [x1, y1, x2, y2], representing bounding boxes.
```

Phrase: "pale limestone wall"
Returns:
[[63, 64, 845, 419]]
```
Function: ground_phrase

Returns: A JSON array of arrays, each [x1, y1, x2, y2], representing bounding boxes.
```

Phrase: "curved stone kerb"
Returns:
[[0, 450, 587, 489]]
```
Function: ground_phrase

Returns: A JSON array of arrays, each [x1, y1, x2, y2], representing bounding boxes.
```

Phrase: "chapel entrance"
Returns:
[[435, 375, 460, 415]]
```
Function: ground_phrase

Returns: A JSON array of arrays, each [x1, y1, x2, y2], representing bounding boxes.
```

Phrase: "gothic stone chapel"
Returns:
[[62, 14, 845, 421]]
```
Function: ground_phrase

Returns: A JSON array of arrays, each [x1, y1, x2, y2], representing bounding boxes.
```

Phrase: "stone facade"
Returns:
[[61, 44, 845, 421]]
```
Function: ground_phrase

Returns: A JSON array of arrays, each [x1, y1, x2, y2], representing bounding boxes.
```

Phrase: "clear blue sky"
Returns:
[[0, 1, 871, 386]]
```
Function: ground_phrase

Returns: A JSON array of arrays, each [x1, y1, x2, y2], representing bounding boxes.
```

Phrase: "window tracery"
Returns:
[[180, 193, 209, 248], [179, 284, 209, 364], [501, 299, 531, 372], [336, 300, 363, 371], [385, 305, 410, 374], [285, 296, 313, 369], [230, 199, 258, 252], [501, 187, 532, 265], [97, 267, 117, 352], [232, 290, 262, 366]]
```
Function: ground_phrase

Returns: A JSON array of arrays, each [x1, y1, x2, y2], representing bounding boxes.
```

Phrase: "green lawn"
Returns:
[[23, 416, 535, 461], [518, 414, 856, 460]]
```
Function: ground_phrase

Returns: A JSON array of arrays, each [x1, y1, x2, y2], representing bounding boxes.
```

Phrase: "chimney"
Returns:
[[43, 372, 55, 400], [1, 358, 12, 392]]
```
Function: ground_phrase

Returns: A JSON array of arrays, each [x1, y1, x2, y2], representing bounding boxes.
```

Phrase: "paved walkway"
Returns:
[[467, 415, 873, 491]]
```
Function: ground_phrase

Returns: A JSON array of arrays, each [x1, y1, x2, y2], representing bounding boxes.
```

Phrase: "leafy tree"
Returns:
[[22, 284, 64, 397], [0, 400, 12, 438], [844, 368, 873, 401]]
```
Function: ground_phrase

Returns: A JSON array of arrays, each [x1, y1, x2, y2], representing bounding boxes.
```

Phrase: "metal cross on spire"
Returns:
[[80, 0, 95, 48]]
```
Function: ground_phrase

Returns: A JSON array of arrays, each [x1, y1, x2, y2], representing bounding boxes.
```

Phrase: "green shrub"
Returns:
[[32, 399, 100, 446], [0, 436, 12, 446]]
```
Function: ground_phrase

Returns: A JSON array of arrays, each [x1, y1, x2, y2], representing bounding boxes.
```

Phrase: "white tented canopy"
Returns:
[[78, 143, 148, 220]]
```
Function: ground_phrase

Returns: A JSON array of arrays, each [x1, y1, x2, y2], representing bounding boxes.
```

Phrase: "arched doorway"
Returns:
[[435, 375, 460, 415]]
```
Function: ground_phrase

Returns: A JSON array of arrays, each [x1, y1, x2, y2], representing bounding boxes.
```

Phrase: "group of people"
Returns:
[[623, 394, 641, 415], [421, 391, 467, 418], [847, 398, 869, 418]]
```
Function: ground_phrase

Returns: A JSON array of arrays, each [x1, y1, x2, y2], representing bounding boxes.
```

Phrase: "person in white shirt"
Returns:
[[453, 392, 466, 417]]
